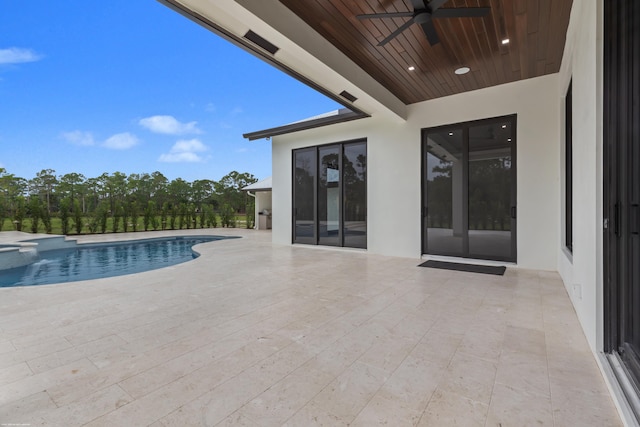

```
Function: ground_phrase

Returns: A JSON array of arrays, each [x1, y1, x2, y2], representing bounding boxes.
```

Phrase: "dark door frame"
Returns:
[[291, 139, 367, 248], [421, 114, 517, 263], [603, 0, 640, 420], [292, 147, 318, 245]]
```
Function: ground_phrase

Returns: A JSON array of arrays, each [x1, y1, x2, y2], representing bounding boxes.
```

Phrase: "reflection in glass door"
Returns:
[[343, 142, 367, 248], [424, 128, 464, 256], [468, 121, 516, 260], [293, 148, 316, 244], [422, 116, 516, 262], [318, 146, 340, 246], [292, 140, 366, 248]]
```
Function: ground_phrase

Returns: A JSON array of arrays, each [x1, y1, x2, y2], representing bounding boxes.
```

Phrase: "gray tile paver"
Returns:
[[0, 229, 622, 426]]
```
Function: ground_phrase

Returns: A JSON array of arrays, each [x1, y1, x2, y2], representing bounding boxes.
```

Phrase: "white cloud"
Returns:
[[0, 47, 43, 65], [61, 130, 95, 146], [158, 138, 208, 163], [230, 107, 244, 116], [158, 152, 203, 163], [171, 139, 207, 153], [103, 132, 140, 150], [139, 115, 201, 135]]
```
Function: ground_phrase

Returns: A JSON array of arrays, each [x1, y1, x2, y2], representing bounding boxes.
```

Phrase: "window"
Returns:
[[565, 81, 573, 252], [293, 140, 366, 248]]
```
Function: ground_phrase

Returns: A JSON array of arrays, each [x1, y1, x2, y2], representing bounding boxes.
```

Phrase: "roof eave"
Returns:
[[243, 109, 369, 141]]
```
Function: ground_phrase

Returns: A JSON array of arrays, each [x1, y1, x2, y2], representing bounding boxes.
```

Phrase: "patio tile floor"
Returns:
[[0, 229, 622, 426]]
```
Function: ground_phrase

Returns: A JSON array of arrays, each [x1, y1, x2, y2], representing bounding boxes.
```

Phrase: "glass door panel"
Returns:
[[425, 128, 464, 256], [343, 142, 367, 248], [293, 148, 316, 244], [468, 121, 516, 261], [318, 145, 340, 246], [423, 115, 516, 262]]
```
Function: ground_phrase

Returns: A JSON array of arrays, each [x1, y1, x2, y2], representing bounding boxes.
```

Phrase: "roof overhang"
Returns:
[[242, 108, 367, 141], [242, 176, 272, 192], [157, 0, 408, 122]]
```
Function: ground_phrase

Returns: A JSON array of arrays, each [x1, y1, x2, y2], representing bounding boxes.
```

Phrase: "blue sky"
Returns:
[[0, 1, 341, 182]]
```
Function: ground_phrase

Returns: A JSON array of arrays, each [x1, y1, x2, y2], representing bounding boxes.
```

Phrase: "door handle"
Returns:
[[510, 206, 516, 219]]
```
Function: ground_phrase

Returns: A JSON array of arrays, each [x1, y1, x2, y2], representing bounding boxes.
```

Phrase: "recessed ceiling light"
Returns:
[[502, 38, 510, 45], [408, 66, 416, 71], [448, 132, 454, 136], [501, 124, 507, 129], [507, 138, 512, 142], [454, 66, 470, 75]]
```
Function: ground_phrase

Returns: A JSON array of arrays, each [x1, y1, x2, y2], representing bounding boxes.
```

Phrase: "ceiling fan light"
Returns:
[[454, 66, 470, 75]]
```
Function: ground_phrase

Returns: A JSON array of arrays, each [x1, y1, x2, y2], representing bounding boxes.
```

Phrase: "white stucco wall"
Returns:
[[273, 74, 560, 270], [556, 0, 603, 352]]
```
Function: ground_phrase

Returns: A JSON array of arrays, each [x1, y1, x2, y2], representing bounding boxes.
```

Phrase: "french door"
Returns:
[[422, 115, 517, 262], [604, 0, 640, 417], [292, 140, 367, 248]]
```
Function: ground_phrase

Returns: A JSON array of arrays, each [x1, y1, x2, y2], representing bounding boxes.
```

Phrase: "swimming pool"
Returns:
[[0, 235, 236, 288]]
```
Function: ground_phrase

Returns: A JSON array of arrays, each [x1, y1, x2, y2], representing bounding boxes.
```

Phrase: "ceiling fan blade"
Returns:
[[427, 0, 449, 11], [378, 18, 416, 46], [420, 19, 440, 46], [410, 0, 427, 10], [356, 12, 415, 19], [432, 7, 491, 18]]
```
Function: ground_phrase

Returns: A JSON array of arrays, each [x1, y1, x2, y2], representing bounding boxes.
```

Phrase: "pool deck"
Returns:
[[0, 229, 622, 426]]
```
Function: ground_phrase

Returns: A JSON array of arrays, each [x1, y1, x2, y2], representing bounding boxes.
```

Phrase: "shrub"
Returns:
[[129, 201, 139, 232], [73, 199, 83, 234], [112, 203, 122, 233], [160, 202, 169, 230], [220, 203, 235, 228], [170, 205, 177, 230], [98, 203, 108, 234], [143, 201, 156, 231], [204, 205, 217, 228], [59, 198, 71, 235], [41, 204, 52, 234], [13, 196, 25, 231], [28, 197, 41, 233], [0, 198, 6, 232], [178, 203, 187, 229]]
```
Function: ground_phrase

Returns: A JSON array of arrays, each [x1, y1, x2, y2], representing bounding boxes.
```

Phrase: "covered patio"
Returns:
[[0, 230, 620, 425]]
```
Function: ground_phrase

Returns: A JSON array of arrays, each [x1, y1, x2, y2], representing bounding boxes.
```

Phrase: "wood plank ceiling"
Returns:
[[278, 0, 573, 105]]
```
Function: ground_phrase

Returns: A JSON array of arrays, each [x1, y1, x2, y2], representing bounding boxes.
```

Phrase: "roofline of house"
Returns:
[[242, 108, 368, 141]]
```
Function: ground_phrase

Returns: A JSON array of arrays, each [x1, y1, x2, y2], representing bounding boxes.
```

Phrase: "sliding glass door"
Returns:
[[422, 115, 516, 262], [318, 145, 341, 246], [293, 148, 316, 244], [293, 140, 366, 249], [604, 0, 640, 416]]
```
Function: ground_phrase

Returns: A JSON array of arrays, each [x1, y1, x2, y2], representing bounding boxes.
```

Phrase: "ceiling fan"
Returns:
[[356, 0, 490, 47]]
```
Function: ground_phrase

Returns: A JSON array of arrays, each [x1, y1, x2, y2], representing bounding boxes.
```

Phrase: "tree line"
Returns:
[[0, 168, 258, 234]]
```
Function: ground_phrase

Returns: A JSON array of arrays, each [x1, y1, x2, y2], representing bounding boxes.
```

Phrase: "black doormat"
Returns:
[[418, 260, 506, 276]]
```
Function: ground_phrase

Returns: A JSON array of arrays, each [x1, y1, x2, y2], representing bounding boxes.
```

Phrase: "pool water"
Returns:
[[0, 236, 235, 288]]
